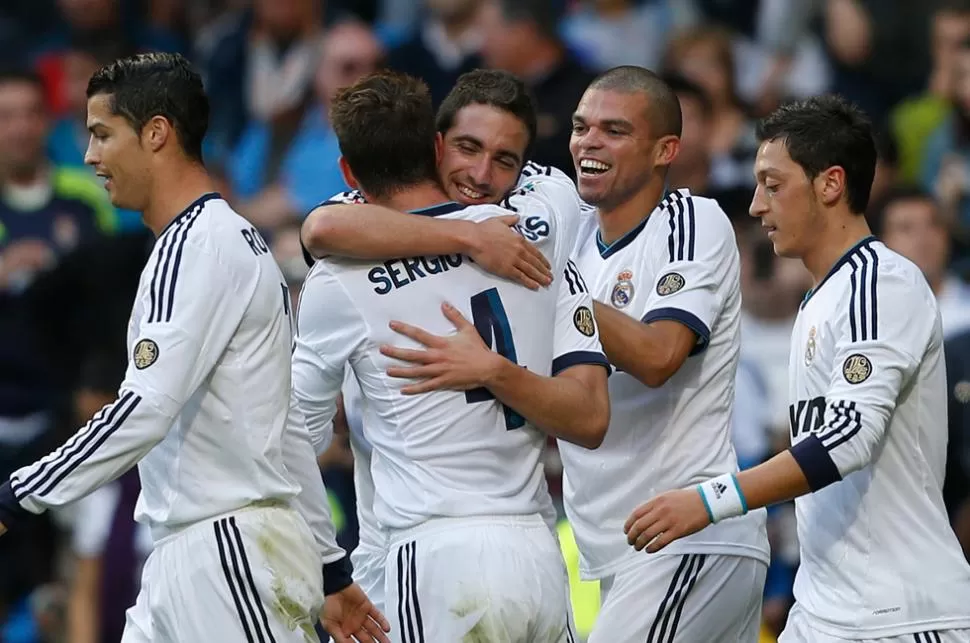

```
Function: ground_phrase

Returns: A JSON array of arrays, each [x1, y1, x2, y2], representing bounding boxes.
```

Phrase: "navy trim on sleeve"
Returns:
[[641, 307, 711, 355], [789, 435, 843, 491], [323, 554, 354, 595], [552, 351, 612, 376], [0, 480, 31, 530]]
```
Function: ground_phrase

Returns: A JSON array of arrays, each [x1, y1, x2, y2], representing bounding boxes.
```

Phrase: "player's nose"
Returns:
[[749, 186, 767, 218]]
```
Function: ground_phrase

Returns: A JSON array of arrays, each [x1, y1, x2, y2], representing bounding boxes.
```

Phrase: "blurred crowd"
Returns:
[[2, 0, 970, 641]]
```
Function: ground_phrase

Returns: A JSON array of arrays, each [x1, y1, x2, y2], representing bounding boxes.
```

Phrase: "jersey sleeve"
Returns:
[[290, 262, 368, 454], [552, 259, 610, 376], [503, 164, 584, 262], [281, 395, 352, 593], [0, 242, 253, 527], [640, 195, 735, 354], [789, 268, 939, 490]]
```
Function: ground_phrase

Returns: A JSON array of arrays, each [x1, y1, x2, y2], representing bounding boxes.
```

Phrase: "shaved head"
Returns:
[[588, 65, 682, 138]]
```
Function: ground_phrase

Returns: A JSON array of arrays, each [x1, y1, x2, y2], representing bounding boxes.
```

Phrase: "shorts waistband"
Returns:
[[150, 499, 291, 545], [386, 513, 547, 548]]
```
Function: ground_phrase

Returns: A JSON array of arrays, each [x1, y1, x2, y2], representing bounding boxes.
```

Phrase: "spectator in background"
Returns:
[[560, 0, 698, 72], [662, 25, 760, 194], [945, 329, 970, 560], [201, 0, 324, 163], [868, 187, 970, 337], [922, 35, 970, 268], [823, 0, 934, 124], [66, 353, 151, 643], [233, 19, 385, 230], [891, 1, 970, 186], [477, 0, 595, 178], [385, 0, 482, 108]]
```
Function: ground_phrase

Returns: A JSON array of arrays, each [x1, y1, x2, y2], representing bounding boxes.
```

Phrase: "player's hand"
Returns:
[[623, 489, 711, 554], [467, 215, 552, 290], [320, 582, 390, 643], [381, 302, 502, 394]]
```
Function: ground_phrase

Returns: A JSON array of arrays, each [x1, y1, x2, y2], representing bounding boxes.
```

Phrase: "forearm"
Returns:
[[735, 450, 812, 511], [281, 407, 353, 594], [302, 203, 476, 260], [0, 391, 167, 528], [484, 357, 609, 449], [238, 185, 297, 229], [592, 301, 678, 387]]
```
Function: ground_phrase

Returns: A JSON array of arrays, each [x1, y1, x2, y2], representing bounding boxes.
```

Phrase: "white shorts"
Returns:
[[588, 552, 766, 642], [781, 604, 970, 643], [385, 514, 576, 643], [351, 540, 387, 616], [122, 504, 324, 643]]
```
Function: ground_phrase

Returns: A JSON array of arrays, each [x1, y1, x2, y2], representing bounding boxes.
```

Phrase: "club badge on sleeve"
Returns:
[[573, 306, 596, 337], [842, 354, 872, 384], [656, 272, 685, 296], [133, 339, 159, 369], [611, 270, 635, 308]]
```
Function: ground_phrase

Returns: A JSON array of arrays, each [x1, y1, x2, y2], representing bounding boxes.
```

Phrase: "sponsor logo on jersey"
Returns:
[[133, 338, 159, 369], [611, 270, 634, 308], [842, 353, 872, 384], [656, 272, 685, 296], [805, 326, 817, 366], [573, 306, 595, 337]]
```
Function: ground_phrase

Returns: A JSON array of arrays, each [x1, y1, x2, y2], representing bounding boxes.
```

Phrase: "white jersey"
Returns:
[[292, 174, 608, 531], [563, 189, 769, 579], [786, 237, 970, 638], [0, 194, 345, 566]]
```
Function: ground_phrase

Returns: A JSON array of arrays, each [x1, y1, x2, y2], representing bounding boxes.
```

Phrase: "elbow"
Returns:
[[300, 210, 337, 258]]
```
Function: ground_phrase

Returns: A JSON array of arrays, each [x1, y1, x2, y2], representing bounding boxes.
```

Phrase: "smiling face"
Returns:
[[84, 93, 153, 211], [438, 102, 529, 205], [749, 137, 824, 259], [569, 87, 672, 210]]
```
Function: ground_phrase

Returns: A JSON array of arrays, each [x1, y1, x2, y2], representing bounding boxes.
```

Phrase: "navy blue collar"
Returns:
[[409, 201, 466, 217], [596, 189, 675, 259], [801, 235, 877, 307], [160, 192, 221, 235]]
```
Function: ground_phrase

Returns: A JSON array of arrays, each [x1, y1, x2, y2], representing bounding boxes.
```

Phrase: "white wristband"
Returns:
[[696, 473, 748, 524]]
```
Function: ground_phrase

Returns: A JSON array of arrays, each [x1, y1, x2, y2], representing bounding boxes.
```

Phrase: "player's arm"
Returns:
[[594, 199, 732, 387], [383, 261, 611, 449], [302, 201, 553, 289], [0, 242, 252, 533], [481, 260, 611, 448], [626, 270, 933, 552]]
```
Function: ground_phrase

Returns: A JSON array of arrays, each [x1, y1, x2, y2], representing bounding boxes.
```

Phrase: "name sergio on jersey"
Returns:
[[368, 215, 551, 295]]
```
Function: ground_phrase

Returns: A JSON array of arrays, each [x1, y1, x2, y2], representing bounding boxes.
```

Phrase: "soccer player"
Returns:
[[0, 53, 387, 643], [292, 70, 610, 642], [626, 95, 970, 642], [302, 69, 562, 619]]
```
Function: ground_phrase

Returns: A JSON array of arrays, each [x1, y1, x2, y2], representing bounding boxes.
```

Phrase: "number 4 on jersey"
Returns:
[[465, 288, 526, 430]]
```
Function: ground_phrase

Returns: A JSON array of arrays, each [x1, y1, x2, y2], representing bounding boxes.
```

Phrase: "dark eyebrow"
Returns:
[[452, 134, 483, 149], [87, 120, 106, 134]]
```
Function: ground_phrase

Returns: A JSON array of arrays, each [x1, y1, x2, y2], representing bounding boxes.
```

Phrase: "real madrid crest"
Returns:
[[842, 353, 872, 384], [611, 270, 634, 308], [133, 338, 159, 369], [804, 326, 817, 366], [656, 272, 685, 296], [573, 306, 595, 337]]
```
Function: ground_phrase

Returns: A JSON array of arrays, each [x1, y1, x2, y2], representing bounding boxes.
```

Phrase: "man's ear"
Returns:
[[339, 156, 359, 190]]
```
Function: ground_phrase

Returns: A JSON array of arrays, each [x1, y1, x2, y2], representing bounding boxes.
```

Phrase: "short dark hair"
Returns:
[[588, 65, 682, 138], [436, 69, 538, 155], [87, 52, 208, 163], [756, 95, 876, 214], [661, 72, 712, 121], [867, 185, 937, 237], [330, 71, 438, 200]]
